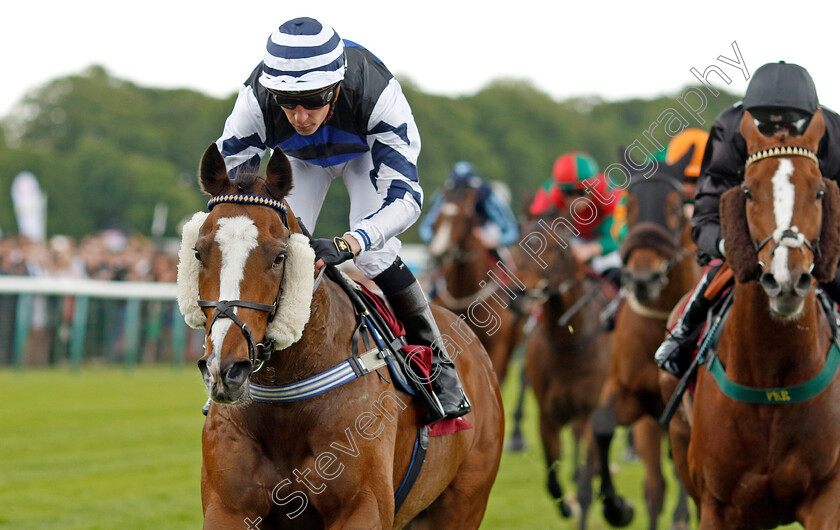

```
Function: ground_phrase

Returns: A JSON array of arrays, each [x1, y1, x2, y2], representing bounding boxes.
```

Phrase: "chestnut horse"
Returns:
[[667, 109, 840, 529], [515, 209, 613, 529], [592, 152, 699, 529], [180, 144, 504, 529], [427, 184, 526, 384]]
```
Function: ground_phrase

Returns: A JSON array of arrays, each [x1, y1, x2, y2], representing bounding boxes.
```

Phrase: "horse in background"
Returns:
[[183, 144, 504, 528], [515, 207, 614, 529], [668, 109, 840, 529], [427, 184, 527, 385], [591, 149, 699, 529]]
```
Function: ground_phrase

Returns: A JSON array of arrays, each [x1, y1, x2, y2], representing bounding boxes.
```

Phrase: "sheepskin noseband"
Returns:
[[176, 211, 316, 351]]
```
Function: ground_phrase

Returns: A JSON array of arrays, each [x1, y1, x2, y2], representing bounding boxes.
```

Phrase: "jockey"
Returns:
[[418, 161, 519, 252], [529, 152, 623, 281], [216, 17, 470, 422], [655, 61, 840, 381], [665, 128, 709, 218]]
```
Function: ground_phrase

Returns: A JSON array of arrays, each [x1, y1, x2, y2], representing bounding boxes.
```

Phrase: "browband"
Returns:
[[745, 146, 819, 170]]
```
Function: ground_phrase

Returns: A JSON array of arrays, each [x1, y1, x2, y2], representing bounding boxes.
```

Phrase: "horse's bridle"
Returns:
[[745, 147, 821, 275], [198, 194, 290, 373]]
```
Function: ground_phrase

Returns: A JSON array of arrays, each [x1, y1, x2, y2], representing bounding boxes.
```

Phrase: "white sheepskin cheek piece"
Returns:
[[176, 212, 209, 329], [264, 233, 316, 350]]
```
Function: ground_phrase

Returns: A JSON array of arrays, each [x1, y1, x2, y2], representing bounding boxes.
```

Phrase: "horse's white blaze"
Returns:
[[429, 203, 459, 257], [208, 216, 259, 380], [771, 158, 795, 284]]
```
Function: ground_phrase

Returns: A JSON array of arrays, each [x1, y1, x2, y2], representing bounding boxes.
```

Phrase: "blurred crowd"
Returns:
[[0, 230, 178, 282]]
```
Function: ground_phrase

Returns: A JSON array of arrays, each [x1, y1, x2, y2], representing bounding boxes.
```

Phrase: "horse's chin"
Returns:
[[768, 292, 806, 321], [207, 383, 251, 406]]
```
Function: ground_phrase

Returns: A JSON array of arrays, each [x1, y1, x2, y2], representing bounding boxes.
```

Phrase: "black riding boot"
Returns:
[[654, 262, 722, 377], [374, 259, 472, 422]]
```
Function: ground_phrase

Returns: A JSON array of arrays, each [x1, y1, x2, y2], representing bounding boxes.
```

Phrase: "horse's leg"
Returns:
[[204, 502, 265, 530], [507, 363, 528, 452], [797, 477, 840, 530], [633, 416, 664, 530], [591, 381, 638, 527], [539, 412, 573, 518], [573, 417, 599, 530], [406, 456, 498, 530], [670, 459, 691, 530], [330, 496, 388, 530]]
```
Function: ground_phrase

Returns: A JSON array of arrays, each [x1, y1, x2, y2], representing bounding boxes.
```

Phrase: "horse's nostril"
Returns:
[[224, 360, 252, 388], [795, 272, 813, 295], [197, 358, 209, 377], [760, 273, 782, 296]]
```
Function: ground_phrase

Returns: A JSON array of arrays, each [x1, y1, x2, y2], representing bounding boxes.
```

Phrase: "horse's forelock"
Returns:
[[620, 223, 679, 263]]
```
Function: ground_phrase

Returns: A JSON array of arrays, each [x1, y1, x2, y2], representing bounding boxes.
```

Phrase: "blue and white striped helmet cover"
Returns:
[[259, 17, 346, 92]]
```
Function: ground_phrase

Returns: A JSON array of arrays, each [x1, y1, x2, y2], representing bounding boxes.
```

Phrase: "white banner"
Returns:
[[11, 171, 47, 242]]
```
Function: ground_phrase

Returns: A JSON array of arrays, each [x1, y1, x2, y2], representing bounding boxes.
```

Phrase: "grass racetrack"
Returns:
[[1, 364, 800, 529]]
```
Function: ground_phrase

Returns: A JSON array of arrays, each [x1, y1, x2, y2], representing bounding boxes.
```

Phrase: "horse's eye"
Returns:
[[193, 248, 202, 262], [817, 189, 825, 200], [743, 188, 753, 201], [272, 253, 286, 269]]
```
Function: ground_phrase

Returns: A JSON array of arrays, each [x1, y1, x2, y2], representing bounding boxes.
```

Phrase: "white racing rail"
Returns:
[[0, 275, 189, 368]]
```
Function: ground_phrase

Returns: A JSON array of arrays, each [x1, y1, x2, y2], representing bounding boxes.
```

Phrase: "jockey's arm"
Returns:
[[215, 83, 269, 176], [344, 79, 423, 253], [418, 192, 444, 244], [482, 189, 520, 246], [691, 107, 746, 264]]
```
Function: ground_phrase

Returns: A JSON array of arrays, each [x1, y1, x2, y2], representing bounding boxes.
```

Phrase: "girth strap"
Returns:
[[394, 425, 430, 515]]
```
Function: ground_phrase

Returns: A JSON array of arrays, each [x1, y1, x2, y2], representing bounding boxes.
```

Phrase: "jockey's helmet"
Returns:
[[743, 62, 818, 137], [552, 152, 599, 191], [259, 17, 346, 98], [446, 161, 483, 190]]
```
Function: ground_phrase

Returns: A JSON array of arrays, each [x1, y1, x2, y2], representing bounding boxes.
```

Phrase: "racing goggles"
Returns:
[[269, 83, 339, 110], [750, 107, 812, 137]]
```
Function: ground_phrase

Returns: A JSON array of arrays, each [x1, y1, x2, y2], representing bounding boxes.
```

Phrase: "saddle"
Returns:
[[352, 281, 472, 437]]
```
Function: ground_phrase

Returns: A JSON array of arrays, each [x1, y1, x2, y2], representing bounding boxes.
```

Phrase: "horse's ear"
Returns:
[[801, 108, 826, 152], [669, 144, 695, 181], [739, 110, 764, 154], [198, 143, 229, 196], [265, 147, 294, 199], [720, 185, 759, 283], [814, 178, 840, 282]]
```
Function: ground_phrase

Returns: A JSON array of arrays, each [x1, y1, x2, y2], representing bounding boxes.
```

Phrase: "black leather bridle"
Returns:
[[198, 194, 289, 373]]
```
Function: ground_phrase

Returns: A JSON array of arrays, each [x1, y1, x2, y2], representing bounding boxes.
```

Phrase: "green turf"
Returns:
[[0, 365, 800, 529]]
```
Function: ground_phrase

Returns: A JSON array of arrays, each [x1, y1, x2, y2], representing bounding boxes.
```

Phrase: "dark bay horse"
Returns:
[[427, 184, 526, 385], [668, 109, 840, 529], [515, 209, 613, 529], [179, 144, 504, 529], [592, 152, 699, 529]]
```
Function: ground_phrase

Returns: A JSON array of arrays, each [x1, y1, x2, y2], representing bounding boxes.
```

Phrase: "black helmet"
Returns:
[[743, 61, 818, 114]]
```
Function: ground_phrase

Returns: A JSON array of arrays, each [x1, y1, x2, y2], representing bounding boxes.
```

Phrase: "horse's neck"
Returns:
[[544, 281, 586, 346], [657, 253, 701, 311], [722, 283, 830, 380], [251, 279, 355, 387]]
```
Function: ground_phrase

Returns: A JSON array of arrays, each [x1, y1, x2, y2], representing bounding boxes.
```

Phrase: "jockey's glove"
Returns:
[[311, 236, 355, 266]]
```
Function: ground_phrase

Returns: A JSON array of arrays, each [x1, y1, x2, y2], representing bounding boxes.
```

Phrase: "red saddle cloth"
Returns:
[[356, 283, 472, 437]]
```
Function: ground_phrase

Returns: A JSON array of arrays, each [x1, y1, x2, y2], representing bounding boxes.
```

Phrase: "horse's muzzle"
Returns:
[[197, 356, 252, 404], [760, 270, 813, 318], [622, 270, 668, 303]]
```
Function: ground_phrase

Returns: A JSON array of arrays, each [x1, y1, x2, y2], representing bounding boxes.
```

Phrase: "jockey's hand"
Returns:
[[572, 241, 603, 265], [311, 236, 358, 270]]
